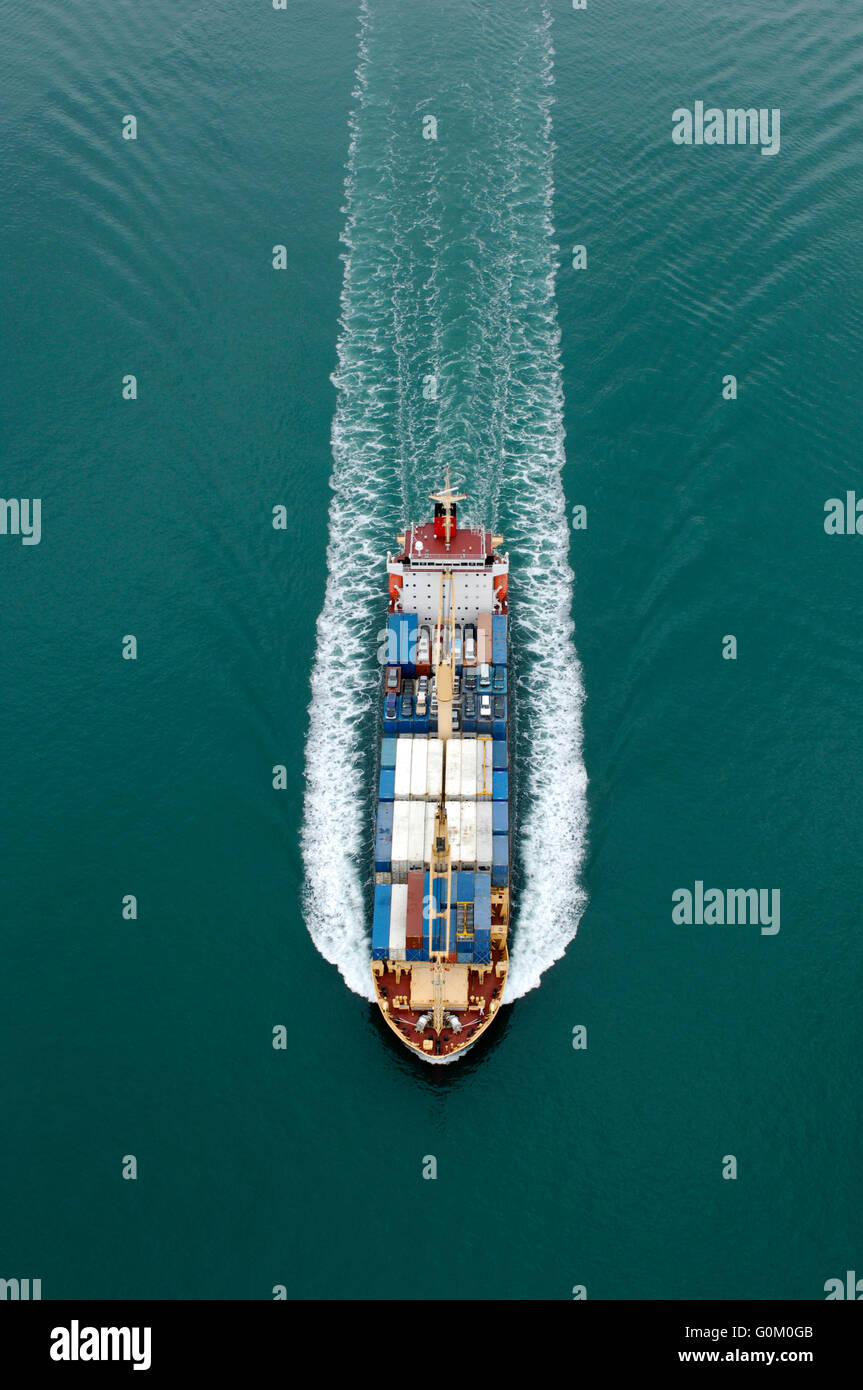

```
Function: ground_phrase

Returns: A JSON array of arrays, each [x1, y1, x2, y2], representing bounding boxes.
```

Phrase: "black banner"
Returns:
[[1, 1300, 859, 1376]]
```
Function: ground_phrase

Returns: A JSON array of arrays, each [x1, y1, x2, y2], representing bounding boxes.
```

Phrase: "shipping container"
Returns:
[[476, 800, 493, 871], [410, 736, 428, 798], [391, 800, 411, 883], [492, 769, 508, 801], [473, 932, 491, 966], [389, 883, 408, 961], [378, 768, 395, 802], [393, 736, 413, 799], [386, 614, 401, 668], [406, 869, 424, 950], [401, 613, 418, 676], [445, 799, 462, 862], [492, 613, 507, 667], [376, 802, 394, 834], [380, 736, 398, 769], [460, 739, 477, 798], [477, 612, 493, 666], [456, 869, 474, 904], [492, 801, 509, 835], [423, 800, 436, 864], [492, 834, 509, 888], [474, 873, 492, 929], [407, 800, 426, 871], [427, 738, 443, 798], [372, 884, 392, 960], [444, 740, 462, 799], [492, 740, 507, 770], [460, 800, 477, 869], [476, 737, 493, 796], [374, 832, 391, 875]]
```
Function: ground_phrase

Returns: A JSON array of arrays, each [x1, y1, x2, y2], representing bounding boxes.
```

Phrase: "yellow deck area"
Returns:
[[409, 963, 469, 1011]]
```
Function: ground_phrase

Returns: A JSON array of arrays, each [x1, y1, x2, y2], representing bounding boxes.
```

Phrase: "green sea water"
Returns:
[[2, 0, 862, 1300]]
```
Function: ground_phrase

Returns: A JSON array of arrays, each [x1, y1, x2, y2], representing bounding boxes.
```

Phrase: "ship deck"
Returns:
[[374, 948, 507, 1060]]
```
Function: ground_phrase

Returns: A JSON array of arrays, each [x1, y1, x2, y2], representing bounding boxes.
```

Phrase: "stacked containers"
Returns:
[[408, 801, 426, 872], [492, 614, 507, 667], [406, 870, 424, 957], [492, 769, 508, 801], [476, 800, 493, 873], [391, 801, 410, 882], [378, 767, 395, 801], [445, 800, 462, 863], [427, 739, 443, 799], [474, 873, 492, 964], [375, 802, 394, 874], [492, 835, 508, 888], [492, 740, 507, 771], [410, 737, 428, 797], [390, 613, 417, 675], [492, 801, 509, 834], [423, 801, 437, 864], [476, 738, 493, 797], [372, 884, 392, 960], [381, 737, 397, 768], [477, 613, 493, 666], [389, 883, 408, 961], [460, 739, 477, 798], [394, 737, 412, 799], [445, 741, 462, 799], [460, 800, 477, 870], [406, 613, 418, 673]]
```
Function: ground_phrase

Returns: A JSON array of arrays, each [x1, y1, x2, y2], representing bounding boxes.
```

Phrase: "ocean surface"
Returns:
[[2, 0, 861, 1299]]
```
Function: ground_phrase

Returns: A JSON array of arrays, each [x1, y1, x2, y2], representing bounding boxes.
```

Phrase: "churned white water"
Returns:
[[301, 0, 588, 1009]]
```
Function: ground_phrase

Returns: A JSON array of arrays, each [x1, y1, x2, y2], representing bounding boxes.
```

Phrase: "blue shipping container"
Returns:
[[492, 802, 509, 834], [375, 834, 391, 875], [377, 802, 394, 834], [474, 875, 492, 931], [404, 613, 418, 675], [378, 769, 395, 802], [492, 740, 507, 770], [492, 834, 509, 887], [457, 870, 475, 903], [492, 770, 508, 801], [381, 737, 398, 769], [372, 885, 392, 959]]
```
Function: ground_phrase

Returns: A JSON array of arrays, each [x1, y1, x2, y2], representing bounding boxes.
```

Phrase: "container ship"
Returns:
[[372, 476, 510, 1062]]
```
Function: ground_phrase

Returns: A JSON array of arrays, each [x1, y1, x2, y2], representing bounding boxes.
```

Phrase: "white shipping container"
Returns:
[[460, 800, 477, 869], [476, 737, 493, 796], [408, 800, 426, 870], [445, 741, 462, 799], [476, 800, 493, 870], [460, 740, 477, 799], [445, 799, 462, 864], [391, 800, 411, 882], [394, 736, 413, 799], [424, 801, 437, 864], [427, 739, 444, 799], [389, 883, 408, 960], [410, 737, 428, 799]]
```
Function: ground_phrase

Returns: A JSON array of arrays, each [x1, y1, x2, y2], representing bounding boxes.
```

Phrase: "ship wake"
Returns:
[[302, 0, 588, 1007]]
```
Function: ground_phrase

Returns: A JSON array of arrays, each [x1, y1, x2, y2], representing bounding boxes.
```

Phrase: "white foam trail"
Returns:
[[497, 12, 588, 999], [301, 0, 396, 1001], [303, 0, 588, 1005]]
